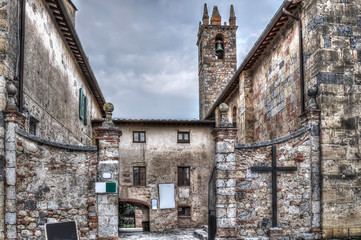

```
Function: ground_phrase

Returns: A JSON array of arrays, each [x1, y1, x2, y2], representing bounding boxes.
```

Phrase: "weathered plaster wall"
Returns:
[[23, 0, 102, 145], [303, 0, 361, 237], [117, 124, 214, 232], [13, 134, 98, 239]]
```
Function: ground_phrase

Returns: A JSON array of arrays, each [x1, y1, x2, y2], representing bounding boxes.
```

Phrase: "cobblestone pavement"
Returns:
[[119, 229, 201, 240]]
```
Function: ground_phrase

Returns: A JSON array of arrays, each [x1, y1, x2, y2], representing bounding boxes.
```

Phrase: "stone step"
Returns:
[[194, 229, 208, 240]]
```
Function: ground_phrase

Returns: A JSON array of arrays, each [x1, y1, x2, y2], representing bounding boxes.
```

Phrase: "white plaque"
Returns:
[[159, 184, 175, 209]]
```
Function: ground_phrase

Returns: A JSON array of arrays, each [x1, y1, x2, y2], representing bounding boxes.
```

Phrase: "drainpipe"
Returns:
[[283, 8, 305, 114], [18, 0, 25, 113]]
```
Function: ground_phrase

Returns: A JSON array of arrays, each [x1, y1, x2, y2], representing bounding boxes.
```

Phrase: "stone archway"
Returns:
[[119, 198, 150, 232]]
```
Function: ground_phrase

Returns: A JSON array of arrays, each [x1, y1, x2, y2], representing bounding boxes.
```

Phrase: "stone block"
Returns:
[[216, 142, 234, 153], [5, 167, 15, 185], [337, 25, 353, 37], [6, 225, 16, 239], [5, 212, 16, 224], [307, 15, 324, 32], [6, 185, 15, 199], [98, 225, 118, 237]]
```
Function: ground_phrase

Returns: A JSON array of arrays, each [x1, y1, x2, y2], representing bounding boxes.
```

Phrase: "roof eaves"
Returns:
[[45, 0, 106, 116]]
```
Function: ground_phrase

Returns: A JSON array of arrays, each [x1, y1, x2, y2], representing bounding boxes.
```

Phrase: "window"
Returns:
[[178, 206, 190, 216], [133, 167, 146, 186], [178, 131, 190, 143], [29, 117, 38, 136], [133, 131, 146, 143], [178, 167, 190, 186]]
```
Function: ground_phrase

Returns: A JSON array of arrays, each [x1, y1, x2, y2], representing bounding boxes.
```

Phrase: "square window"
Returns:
[[177, 131, 190, 143], [178, 206, 190, 216], [178, 167, 190, 186], [133, 131, 146, 143], [133, 166, 146, 186]]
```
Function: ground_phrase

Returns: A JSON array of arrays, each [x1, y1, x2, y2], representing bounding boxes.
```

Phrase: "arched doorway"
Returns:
[[119, 199, 150, 232]]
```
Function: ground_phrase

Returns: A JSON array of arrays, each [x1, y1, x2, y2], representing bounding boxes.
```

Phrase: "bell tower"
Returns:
[[197, 4, 237, 119]]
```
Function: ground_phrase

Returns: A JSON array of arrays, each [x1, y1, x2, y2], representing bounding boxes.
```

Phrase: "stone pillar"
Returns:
[[212, 103, 237, 239], [95, 103, 122, 240], [4, 110, 25, 239], [302, 87, 322, 239]]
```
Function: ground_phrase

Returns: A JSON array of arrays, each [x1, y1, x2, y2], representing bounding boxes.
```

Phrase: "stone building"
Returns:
[[92, 119, 215, 232], [201, 0, 361, 239], [0, 0, 107, 239], [0, 0, 361, 239]]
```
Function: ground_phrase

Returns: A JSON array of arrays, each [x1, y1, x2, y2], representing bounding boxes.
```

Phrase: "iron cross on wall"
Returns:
[[251, 145, 297, 228]]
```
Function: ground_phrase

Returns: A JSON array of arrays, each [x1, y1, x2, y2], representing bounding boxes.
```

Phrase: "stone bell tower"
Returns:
[[197, 4, 238, 119]]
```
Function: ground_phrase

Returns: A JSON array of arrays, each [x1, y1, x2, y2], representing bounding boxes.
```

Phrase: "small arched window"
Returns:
[[232, 106, 237, 128], [215, 34, 224, 59]]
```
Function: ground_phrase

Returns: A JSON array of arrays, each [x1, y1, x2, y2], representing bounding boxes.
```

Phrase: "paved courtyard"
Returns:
[[119, 229, 202, 239]]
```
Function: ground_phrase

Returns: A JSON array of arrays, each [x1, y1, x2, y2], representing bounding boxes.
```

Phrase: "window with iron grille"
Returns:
[[133, 131, 146, 143], [178, 206, 190, 216], [177, 131, 190, 143], [178, 167, 190, 186], [133, 167, 146, 186]]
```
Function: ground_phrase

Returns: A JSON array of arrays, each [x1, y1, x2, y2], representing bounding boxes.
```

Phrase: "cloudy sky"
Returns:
[[71, 0, 284, 119]]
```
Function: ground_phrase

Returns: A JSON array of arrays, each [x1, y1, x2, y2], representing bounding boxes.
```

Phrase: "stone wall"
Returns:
[[0, 1, 20, 238], [22, 0, 102, 145], [234, 129, 315, 239], [10, 133, 98, 239], [116, 123, 214, 232], [303, 0, 361, 237], [244, 18, 302, 142]]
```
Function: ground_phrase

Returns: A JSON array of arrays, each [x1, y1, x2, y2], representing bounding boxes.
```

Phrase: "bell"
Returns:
[[216, 42, 223, 54]]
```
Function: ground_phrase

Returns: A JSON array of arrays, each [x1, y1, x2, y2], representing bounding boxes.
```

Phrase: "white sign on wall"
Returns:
[[158, 183, 175, 209]]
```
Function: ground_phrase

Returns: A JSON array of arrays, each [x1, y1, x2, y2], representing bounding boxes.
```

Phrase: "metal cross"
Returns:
[[251, 145, 297, 228]]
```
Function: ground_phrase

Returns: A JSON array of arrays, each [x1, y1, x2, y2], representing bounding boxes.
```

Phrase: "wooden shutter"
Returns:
[[178, 167, 184, 186], [133, 167, 139, 186], [184, 167, 190, 186], [84, 96, 88, 125], [79, 88, 83, 119], [140, 167, 146, 186]]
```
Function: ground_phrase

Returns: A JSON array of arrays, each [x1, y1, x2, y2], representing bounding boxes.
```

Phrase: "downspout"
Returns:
[[18, 0, 25, 113], [282, 8, 305, 114]]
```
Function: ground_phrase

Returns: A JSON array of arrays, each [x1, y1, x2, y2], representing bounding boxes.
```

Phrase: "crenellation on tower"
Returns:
[[202, 3, 209, 25], [197, 4, 238, 119], [211, 6, 221, 25]]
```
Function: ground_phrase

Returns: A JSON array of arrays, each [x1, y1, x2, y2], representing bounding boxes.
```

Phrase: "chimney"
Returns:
[[229, 5, 236, 26], [211, 6, 221, 25], [63, 0, 77, 26]]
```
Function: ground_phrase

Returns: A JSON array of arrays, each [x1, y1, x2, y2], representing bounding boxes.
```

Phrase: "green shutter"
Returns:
[[84, 96, 87, 125], [79, 88, 83, 120]]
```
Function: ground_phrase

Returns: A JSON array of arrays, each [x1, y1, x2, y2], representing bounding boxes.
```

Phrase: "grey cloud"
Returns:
[[73, 0, 283, 119]]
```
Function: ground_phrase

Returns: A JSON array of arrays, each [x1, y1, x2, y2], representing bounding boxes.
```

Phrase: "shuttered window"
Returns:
[[79, 88, 88, 125], [178, 167, 190, 186], [79, 88, 84, 120], [133, 167, 146, 186]]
